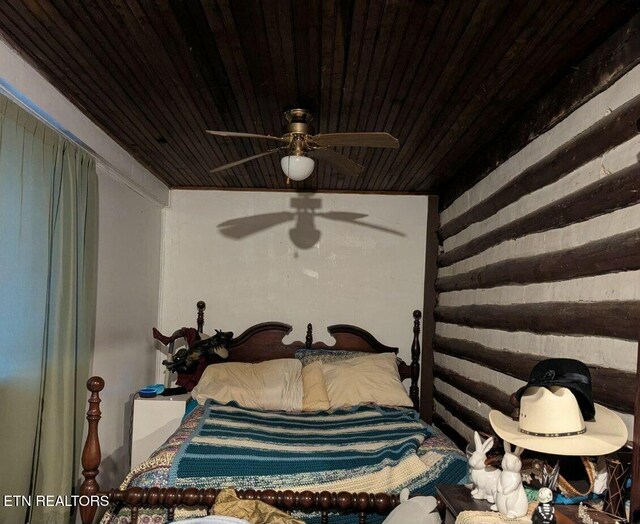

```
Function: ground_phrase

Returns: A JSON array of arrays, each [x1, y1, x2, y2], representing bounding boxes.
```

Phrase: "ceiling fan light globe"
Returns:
[[281, 155, 314, 181]]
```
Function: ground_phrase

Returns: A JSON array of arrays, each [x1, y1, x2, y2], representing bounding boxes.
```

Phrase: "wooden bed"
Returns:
[[79, 304, 425, 524]]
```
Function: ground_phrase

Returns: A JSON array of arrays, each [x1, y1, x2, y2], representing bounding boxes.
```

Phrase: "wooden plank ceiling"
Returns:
[[0, 0, 637, 192]]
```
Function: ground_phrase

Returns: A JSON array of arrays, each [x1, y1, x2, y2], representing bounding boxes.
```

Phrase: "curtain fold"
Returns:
[[0, 94, 98, 524]]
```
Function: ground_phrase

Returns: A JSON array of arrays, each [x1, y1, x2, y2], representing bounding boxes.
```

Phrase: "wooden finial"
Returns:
[[197, 301, 206, 333], [305, 323, 313, 349]]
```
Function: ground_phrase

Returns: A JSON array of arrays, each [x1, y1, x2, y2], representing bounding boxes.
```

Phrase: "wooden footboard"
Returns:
[[103, 487, 400, 524], [78, 378, 401, 523]]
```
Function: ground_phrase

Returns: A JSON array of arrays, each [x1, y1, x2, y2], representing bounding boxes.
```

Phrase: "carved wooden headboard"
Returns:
[[195, 301, 422, 411]]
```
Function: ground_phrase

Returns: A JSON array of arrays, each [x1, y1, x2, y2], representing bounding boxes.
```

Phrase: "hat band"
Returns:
[[519, 427, 586, 437]]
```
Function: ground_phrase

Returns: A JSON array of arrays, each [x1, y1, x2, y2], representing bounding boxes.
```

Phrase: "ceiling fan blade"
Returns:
[[206, 130, 287, 143], [308, 149, 364, 176], [210, 148, 284, 174], [311, 132, 399, 148]]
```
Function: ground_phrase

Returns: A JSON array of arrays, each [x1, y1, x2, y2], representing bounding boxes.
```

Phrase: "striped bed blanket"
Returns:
[[104, 401, 467, 524]]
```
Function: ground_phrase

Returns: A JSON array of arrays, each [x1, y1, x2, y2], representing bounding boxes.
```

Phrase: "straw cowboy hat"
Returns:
[[489, 386, 627, 456]]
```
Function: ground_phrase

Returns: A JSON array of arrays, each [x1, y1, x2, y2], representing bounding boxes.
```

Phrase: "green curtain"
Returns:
[[0, 94, 98, 524]]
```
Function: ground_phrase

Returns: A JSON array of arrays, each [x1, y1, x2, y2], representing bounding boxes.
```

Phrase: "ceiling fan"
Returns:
[[206, 109, 399, 181]]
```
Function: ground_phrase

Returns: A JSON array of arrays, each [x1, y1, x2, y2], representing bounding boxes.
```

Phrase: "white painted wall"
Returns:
[[91, 165, 163, 488], [435, 64, 640, 444], [158, 190, 428, 376]]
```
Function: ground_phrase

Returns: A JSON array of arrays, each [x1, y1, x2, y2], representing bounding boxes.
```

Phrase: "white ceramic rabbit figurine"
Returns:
[[492, 442, 528, 518], [381, 488, 440, 524], [469, 431, 500, 502]]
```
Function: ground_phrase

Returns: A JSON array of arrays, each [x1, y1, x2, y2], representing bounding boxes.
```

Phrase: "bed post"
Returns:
[[197, 301, 206, 333], [80, 376, 104, 524], [631, 334, 640, 520], [410, 310, 422, 412]]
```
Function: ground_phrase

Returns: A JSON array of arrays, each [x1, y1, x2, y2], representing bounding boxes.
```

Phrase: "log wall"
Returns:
[[433, 64, 640, 445]]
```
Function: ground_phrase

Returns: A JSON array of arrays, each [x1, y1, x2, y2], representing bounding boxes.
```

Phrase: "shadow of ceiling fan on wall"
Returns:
[[206, 109, 399, 182], [218, 194, 406, 250]]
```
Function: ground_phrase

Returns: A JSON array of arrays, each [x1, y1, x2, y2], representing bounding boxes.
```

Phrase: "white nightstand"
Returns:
[[130, 393, 191, 469]]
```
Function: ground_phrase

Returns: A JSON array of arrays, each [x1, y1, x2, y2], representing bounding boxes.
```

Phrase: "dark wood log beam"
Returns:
[[437, 228, 640, 292], [433, 413, 468, 450], [439, 160, 640, 267], [439, 89, 640, 242], [434, 364, 513, 415], [410, 310, 422, 413], [434, 389, 492, 436], [439, 13, 640, 212], [433, 334, 635, 413], [435, 301, 640, 341], [420, 195, 439, 423]]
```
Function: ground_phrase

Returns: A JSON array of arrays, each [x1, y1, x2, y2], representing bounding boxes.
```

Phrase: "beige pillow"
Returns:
[[301, 361, 331, 411], [191, 358, 302, 411], [322, 352, 412, 408]]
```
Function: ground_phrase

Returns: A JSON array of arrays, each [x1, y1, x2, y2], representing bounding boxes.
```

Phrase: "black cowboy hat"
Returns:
[[515, 358, 595, 421]]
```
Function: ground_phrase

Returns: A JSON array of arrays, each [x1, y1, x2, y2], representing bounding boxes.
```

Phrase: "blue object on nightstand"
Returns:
[[138, 384, 165, 398]]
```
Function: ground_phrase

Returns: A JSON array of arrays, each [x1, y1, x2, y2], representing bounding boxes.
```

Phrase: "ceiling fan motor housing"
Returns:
[[283, 109, 314, 155]]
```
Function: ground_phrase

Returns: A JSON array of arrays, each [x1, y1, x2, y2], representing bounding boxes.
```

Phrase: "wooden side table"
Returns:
[[436, 484, 492, 523], [436, 484, 621, 524]]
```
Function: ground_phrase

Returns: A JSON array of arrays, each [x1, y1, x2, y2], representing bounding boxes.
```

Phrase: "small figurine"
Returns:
[[162, 329, 233, 373], [469, 431, 501, 503], [532, 487, 556, 524], [492, 442, 528, 518], [381, 488, 440, 524]]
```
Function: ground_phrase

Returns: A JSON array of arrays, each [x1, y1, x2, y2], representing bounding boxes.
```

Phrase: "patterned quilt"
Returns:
[[103, 402, 467, 524]]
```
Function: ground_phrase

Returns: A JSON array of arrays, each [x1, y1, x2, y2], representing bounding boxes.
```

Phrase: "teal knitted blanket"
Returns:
[[166, 401, 467, 522]]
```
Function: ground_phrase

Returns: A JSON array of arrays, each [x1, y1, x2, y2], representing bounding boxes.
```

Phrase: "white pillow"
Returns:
[[322, 352, 413, 408], [191, 358, 303, 411]]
